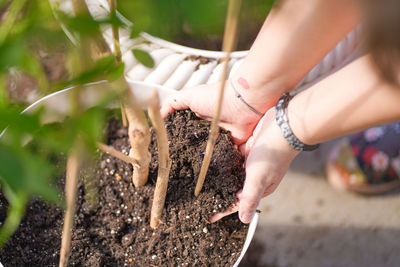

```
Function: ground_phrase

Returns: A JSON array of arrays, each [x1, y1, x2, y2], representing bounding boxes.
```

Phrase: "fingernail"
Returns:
[[240, 212, 254, 223]]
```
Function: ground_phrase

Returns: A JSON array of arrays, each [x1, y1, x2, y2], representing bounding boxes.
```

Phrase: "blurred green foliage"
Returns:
[[119, 0, 274, 49], [0, 0, 275, 248]]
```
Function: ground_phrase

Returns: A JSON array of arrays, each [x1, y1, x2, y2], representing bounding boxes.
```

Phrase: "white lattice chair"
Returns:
[[51, 0, 364, 105]]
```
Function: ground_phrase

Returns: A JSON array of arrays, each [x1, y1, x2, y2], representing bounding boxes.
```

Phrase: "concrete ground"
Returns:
[[243, 139, 400, 267]]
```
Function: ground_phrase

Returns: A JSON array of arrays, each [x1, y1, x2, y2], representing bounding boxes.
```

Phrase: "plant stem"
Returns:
[[0, 0, 27, 44], [120, 100, 128, 127], [123, 85, 151, 187], [97, 142, 140, 167], [107, 0, 127, 127], [81, 157, 99, 213], [59, 143, 80, 267], [108, 0, 122, 62], [194, 0, 242, 196], [106, 0, 151, 187], [0, 187, 28, 248], [148, 91, 171, 229], [0, 73, 9, 107]]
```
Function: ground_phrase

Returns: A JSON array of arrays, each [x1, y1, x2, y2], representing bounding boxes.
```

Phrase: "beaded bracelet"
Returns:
[[275, 94, 320, 151]]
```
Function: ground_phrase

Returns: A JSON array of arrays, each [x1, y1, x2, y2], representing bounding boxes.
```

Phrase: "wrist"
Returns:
[[230, 75, 288, 114], [225, 80, 262, 126], [275, 94, 320, 151], [285, 94, 320, 146]]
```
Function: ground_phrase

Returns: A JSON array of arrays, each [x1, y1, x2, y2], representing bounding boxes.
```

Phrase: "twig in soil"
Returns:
[[120, 100, 128, 127], [148, 91, 171, 228], [163, 225, 176, 234], [81, 158, 99, 212], [124, 88, 151, 187], [97, 142, 140, 168], [59, 144, 81, 267], [194, 0, 242, 196]]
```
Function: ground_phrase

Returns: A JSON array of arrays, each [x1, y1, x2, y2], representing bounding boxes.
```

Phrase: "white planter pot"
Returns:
[[0, 81, 258, 266]]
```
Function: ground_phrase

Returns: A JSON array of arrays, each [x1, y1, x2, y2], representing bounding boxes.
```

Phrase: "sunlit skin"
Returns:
[[208, 55, 400, 223], [162, 0, 399, 224], [238, 77, 250, 90]]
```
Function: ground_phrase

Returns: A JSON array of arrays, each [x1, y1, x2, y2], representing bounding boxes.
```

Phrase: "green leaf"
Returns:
[[0, 39, 25, 72], [102, 12, 126, 28], [0, 185, 28, 248], [0, 143, 60, 204], [0, 106, 41, 133], [77, 107, 107, 150], [106, 62, 124, 82], [32, 122, 74, 154], [22, 149, 59, 203], [0, 73, 8, 107], [19, 51, 49, 92], [129, 26, 141, 39], [59, 55, 116, 87], [62, 13, 103, 37], [0, 144, 25, 190], [132, 49, 154, 68]]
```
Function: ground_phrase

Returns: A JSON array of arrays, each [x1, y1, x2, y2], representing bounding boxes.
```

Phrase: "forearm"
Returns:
[[233, 0, 361, 112], [288, 55, 400, 145]]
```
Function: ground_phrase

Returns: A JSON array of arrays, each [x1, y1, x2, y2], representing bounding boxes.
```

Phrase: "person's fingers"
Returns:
[[220, 125, 246, 145], [252, 108, 273, 137], [238, 170, 268, 223], [208, 203, 239, 223], [194, 112, 208, 120], [262, 182, 279, 197], [239, 109, 275, 157], [234, 182, 277, 224], [238, 143, 247, 156], [240, 136, 254, 157], [160, 104, 175, 118], [160, 92, 190, 117], [160, 83, 211, 117], [237, 112, 280, 224]]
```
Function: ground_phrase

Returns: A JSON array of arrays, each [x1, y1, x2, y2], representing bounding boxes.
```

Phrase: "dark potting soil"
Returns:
[[0, 110, 248, 266]]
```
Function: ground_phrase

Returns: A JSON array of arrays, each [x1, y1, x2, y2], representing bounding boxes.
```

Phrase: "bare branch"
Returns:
[[97, 142, 140, 167], [148, 91, 171, 228], [120, 100, 128, 127], [124, 88, 151, 187], [195, 0, 242, 196], [59, 145, 80, 267], [108, 0, 122, 61]]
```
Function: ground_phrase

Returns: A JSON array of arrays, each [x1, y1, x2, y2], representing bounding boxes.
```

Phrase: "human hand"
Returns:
[[160, 81, 263, 145], [209, 108, 300, 224]]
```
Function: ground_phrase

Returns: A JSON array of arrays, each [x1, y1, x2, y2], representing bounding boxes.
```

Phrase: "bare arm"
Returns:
[[234, 55, 400, 223], [162, 0, 362, 144], [288, 54, 400, 145], [234, 0, 361, 112]]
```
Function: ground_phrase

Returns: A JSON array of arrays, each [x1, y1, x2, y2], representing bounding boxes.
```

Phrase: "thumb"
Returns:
[[160, 91, 191, 118], [238, 164, 266, 223]]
